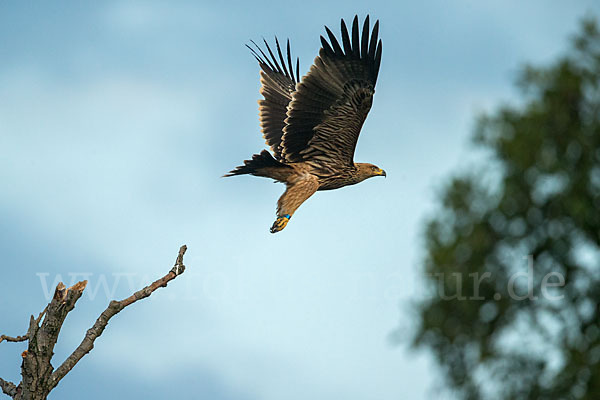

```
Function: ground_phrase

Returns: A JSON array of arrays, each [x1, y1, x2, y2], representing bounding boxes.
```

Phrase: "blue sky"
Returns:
[[0, 1, 598, 399]]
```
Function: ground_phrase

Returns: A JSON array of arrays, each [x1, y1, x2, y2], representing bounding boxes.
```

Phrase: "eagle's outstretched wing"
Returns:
[[281, 15, 382, 167], [247, 38, 300, 161]]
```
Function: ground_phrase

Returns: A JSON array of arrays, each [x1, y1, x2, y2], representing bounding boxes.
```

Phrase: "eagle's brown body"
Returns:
[[260, 160, 382, 190], [226, 15, 385, 233]]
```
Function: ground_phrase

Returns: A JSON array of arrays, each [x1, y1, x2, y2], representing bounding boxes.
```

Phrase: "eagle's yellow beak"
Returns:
[[378, 168, 387, 177]]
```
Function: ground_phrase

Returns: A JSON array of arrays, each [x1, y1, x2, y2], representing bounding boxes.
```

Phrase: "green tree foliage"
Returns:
[[412, 19, 600, 400]]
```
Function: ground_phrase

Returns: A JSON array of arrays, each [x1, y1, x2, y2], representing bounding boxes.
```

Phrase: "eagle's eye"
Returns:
[[371, 166, 378, 171]]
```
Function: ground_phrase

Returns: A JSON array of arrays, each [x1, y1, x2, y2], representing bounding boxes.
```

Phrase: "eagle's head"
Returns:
[[355, 163, 386, 182]]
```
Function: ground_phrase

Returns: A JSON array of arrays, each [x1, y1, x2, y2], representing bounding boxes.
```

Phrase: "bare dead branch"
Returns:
[[48, 245, 188, 390], [0, 335, 27, 344], [0, 306, 48, 345], [0, 378, 17, 398], [0, 245, 188, 400]]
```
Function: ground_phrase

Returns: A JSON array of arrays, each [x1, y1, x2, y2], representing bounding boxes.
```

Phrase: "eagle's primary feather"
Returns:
[[226, 15, 386, 233]]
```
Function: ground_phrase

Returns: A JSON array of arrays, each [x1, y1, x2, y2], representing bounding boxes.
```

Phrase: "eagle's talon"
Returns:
[[270, 215, 290, 233]]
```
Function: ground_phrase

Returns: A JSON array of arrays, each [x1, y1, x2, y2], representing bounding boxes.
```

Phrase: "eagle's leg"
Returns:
[[270, 214, 291, 233], [270, 175, 319, 233]]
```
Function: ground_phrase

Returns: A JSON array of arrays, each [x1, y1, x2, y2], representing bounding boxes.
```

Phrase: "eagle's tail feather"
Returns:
[[224, 150, 291, 178]]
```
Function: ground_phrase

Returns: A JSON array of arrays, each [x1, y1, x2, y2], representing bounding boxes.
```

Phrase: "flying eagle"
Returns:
[[226, 15, 385, 233]]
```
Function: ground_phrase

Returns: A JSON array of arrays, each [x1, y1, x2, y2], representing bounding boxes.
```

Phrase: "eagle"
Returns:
[[226, 15, 385, 233]]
